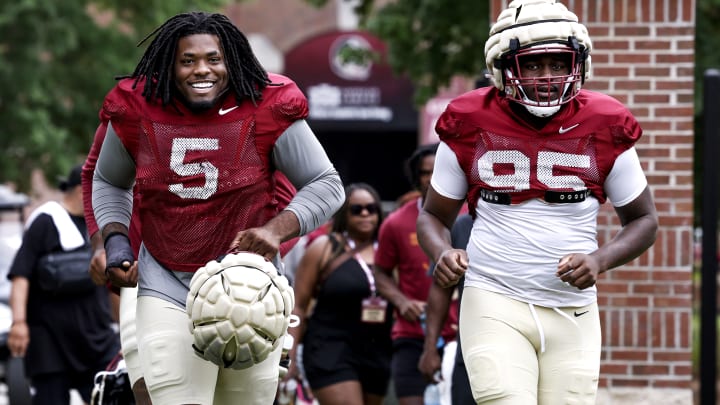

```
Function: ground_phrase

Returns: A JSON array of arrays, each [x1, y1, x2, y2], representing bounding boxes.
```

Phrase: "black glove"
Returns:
[[104, 232, 134, 272]]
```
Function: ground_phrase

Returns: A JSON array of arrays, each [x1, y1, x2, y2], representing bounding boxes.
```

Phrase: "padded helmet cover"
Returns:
[[484, 0, 593, 94]]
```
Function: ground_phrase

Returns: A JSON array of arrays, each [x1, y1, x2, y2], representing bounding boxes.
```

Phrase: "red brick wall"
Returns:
[[492, 0, 696, 391]]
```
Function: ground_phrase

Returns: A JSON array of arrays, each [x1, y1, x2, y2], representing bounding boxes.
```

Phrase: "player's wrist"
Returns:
[[104, 232, 134, 271], [423, 336, 439, 349], [104, 232, 129, 248], [434, 247, 453, 265]]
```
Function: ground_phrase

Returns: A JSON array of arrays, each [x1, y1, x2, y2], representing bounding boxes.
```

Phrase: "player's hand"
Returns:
[[89, 248, 108, 285], [418, 346, 442, 383], [397, 299, 426, 322], [106, 261, 139, 288], [433, 249, 468, 288], [557, 253, 601, 290], [229, 227, 280, 261], [104, 233, 138, 287]]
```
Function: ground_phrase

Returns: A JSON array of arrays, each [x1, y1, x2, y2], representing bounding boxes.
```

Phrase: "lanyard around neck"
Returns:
[[346, 235, 377, 297]]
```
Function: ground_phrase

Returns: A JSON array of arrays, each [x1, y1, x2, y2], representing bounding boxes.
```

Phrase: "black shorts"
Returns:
[[303, 337, 391, 396], [391, 338, 440, 398]]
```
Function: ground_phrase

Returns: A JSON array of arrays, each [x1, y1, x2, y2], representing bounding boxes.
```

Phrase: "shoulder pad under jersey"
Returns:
[[436, 88, 496, 141], [262, 73, 309, 124], [99, 78, 145, 123], [575, 90, 642, 148]]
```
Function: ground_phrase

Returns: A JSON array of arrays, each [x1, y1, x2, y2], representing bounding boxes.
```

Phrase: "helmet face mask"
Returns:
[[503, 44, 584, 111]]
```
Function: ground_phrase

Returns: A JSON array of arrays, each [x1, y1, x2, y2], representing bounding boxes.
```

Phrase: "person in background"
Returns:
[[416, 1, 658, 403], [373, 143, 458, 405], [394, 190, 420, 208], [418, 213, 473, 405], [8, 164, 120, 405], [91, 11, 344, 404], [286, 183, 392, 405]]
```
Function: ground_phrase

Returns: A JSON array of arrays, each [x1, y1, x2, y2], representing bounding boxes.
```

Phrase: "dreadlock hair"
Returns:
[[128, 11, 270, 106], [404, 143, 439, 190]]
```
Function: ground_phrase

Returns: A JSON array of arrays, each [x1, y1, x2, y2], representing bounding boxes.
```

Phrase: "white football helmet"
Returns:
[[186, 252, 295, 370], [484, 0, 592, 117]]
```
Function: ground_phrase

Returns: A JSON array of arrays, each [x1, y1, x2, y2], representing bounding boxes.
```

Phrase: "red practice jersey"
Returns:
[[100, 74, 308, 272], [436, 87, 641, 215], [375, 198, 459, 342]]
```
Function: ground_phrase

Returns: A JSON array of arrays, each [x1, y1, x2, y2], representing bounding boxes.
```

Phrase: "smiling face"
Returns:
[[174, 33, 229, 111]]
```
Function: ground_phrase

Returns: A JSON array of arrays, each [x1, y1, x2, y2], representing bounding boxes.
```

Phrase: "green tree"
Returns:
[[0, 0, 231, 191]]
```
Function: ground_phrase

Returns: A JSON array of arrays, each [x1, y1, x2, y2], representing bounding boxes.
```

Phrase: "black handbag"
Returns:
[[36, 246, 95, 294]]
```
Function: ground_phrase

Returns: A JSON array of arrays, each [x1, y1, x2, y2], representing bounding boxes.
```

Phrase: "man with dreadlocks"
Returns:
[[90, 11, 344, 405]]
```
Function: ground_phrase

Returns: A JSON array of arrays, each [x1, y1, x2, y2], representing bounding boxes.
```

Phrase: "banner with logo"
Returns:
[[284, 30, 417, 132]]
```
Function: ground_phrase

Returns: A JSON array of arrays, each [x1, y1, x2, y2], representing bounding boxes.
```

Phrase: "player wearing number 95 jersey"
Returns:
[[416, 1, 658, 404], [90, 11, 344, 405]]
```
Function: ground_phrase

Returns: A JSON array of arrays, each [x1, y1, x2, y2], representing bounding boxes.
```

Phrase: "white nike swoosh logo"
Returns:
[[218, 106, 239, 116], [559, 123, 580, 134]]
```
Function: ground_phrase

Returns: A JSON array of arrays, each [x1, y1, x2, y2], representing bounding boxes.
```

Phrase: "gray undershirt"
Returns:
[[92, 119, 344, 308]]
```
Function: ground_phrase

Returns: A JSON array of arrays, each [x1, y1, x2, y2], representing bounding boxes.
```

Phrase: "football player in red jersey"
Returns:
[[90, 11, 344, 405], [373, 143, 460, 405], [82, 122, 301, 405], [416, 1, 658, 404]]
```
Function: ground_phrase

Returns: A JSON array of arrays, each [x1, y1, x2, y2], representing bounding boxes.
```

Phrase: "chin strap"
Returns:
[[523, 103, 562, 117]]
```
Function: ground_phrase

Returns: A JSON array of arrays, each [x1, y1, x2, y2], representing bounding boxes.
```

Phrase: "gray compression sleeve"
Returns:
[[273, 120, 344, 235], [92, 122, 136, 231]]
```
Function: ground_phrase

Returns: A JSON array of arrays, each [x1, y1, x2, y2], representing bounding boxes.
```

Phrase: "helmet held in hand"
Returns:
[[186, 252, 294, 369]]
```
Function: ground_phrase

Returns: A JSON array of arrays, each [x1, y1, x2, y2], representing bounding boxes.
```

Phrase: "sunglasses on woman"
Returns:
[[349, 203, 380, 216]]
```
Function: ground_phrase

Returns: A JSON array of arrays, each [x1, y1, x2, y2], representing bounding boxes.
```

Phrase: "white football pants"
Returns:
[[136, 295, 282, 405], [460, 288, 601, 405], [119, 286, 142, 386]]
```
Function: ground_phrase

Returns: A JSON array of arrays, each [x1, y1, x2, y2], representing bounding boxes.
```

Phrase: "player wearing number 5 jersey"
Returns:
[[417, 1, 658, 404], [91, 11, 344, 405]]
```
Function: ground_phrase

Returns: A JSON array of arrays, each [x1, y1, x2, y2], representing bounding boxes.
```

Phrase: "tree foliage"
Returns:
[[693, 0, 720, 225], [0, 0, 230, 191], [695, 0, 720, 114]]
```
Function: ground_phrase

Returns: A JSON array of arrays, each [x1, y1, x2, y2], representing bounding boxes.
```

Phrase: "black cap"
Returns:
[[58, 164, 83, 192]]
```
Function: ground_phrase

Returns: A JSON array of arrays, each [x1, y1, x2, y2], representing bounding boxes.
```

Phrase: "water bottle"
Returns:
[[423, 382, 441, 405]]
